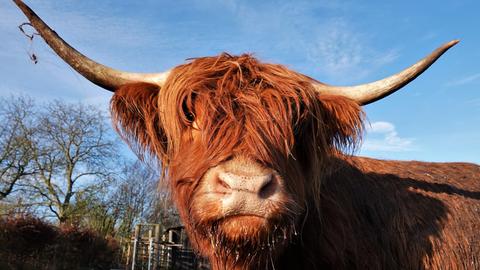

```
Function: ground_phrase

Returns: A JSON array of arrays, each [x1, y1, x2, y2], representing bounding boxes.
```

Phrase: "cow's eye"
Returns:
[[182, 100, 195, 124], [182, 93, 197, 125], [185, 111, 195, 122]]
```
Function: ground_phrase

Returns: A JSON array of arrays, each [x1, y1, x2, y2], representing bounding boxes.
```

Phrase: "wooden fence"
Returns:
[[122, 224, 209, 270]]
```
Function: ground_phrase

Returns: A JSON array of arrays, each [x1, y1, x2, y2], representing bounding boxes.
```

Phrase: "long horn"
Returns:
[[312, 40, 459, 105], [13, 0, 169, 92]]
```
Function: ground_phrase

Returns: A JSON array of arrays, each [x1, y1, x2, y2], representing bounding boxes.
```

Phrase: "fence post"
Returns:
[[153, 224, 160, 270], [148, 228, 153, 270], [132, 224, 141, 270], [125, 241, 131, 269]]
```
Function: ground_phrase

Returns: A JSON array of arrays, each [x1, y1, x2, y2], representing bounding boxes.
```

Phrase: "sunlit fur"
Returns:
[[110, 53, 480, 269], [111, 53, 363, 268]]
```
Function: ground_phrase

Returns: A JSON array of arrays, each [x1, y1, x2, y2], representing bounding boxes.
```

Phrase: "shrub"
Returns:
[[0, 216, 120, 270]]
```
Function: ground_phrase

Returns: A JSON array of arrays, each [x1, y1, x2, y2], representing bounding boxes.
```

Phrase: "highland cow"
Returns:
[[14, 1, 480, 269]]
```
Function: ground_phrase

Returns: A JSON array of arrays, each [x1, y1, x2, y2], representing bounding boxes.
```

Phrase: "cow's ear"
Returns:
[[317, 94, 365, 153], [111, 82, 167, 161]]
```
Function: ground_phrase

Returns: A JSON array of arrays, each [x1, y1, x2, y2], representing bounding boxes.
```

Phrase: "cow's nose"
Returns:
[[217, 171, 278, 199]]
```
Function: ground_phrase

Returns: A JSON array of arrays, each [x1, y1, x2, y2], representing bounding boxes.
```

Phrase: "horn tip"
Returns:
[[447, 39, 460, 47], [12, 0, 23, 6], [12, 0, 30, 14]]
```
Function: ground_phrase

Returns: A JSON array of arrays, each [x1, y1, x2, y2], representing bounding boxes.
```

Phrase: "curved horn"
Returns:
[[313, 40, 459, 105], [13, 0, 169, 92]]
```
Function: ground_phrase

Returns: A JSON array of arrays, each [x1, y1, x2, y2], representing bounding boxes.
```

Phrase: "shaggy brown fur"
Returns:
[[111, 53, 480, 269]]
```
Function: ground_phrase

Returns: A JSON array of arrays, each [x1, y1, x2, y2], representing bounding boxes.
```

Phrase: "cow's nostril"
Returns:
[[217, 177, 231, 192], [217, 171, 278, 197], [258, 176, 277, 199]]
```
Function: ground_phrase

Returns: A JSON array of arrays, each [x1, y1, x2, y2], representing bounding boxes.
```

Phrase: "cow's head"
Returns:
[[109, 54, 365, 265], [14, 0, 458, 268]]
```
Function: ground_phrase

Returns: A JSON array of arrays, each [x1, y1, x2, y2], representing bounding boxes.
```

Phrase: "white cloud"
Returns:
[[189, 1, 398, 82], [304, 19, 399, 80], [421, 31, 438, 41], [1, 0, 164, 103], [447, 73, 480, 86], [466, 98, 480, 108], [4, 0, 400, 101], [3, 1, 166, 68], [368, 122, 396, 133], [362, 121, 415, 152]]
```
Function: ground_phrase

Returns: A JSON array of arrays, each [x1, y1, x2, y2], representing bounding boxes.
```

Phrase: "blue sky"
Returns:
[[1, 0, 479, 164]]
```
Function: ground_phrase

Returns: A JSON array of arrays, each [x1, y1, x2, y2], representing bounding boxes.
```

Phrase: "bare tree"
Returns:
[[25, 100, 118, 223], [1, 96, 180, 235], [145, 180, 180, 232], [72, 191, 117, 236], [71, 160, 179, 237], [107, 161, 160, 238], [64, 161, 156, 237], [0, 96, 34, 200]]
